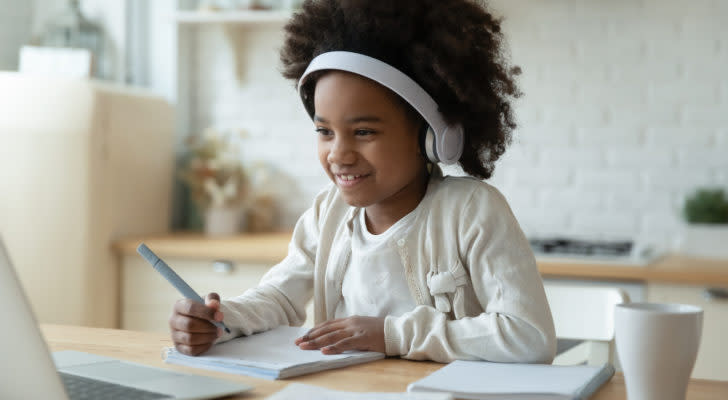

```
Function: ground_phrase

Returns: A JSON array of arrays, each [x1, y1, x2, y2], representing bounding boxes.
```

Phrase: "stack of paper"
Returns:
[[163, 326, 384, 380], [407, 360, 615, 400], [268, 383, 454, 400]]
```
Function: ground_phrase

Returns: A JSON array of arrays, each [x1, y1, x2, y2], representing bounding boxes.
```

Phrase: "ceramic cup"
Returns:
[[615, 303, 703, 400]]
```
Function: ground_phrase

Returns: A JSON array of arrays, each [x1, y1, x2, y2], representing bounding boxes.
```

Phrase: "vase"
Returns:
[[204, 206, 244, 236], [676, 223, 728, 260]]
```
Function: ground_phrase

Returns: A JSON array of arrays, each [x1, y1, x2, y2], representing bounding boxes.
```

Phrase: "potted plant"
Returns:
[[179, 128, 250, 236], [678, 188, 728, 259]]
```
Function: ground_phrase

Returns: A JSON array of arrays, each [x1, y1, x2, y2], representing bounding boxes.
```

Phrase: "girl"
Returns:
[[169, 0, 556, 364]]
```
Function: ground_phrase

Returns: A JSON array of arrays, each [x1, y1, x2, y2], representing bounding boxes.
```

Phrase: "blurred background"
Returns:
[[0, 0, 726, 379]]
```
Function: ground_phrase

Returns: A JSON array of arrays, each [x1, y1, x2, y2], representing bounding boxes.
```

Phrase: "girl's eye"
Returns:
[[315, 127, 332, 136], [355, 129, 375, 136]]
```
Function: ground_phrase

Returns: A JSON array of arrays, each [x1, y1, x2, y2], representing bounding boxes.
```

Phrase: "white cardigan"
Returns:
[[218, 167, 556, 364]]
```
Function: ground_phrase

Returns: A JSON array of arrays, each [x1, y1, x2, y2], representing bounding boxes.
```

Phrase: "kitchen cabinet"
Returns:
[[0, 74, 174, 328], [647, 283, 728, 381]]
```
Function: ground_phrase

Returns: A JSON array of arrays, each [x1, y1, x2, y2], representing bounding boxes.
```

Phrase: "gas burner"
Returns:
[[529, 238, 633, 257], [528, 237, 662, 266]]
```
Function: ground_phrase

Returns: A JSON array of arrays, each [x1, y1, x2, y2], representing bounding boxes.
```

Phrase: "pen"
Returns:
[[136, 243, 231, 334]]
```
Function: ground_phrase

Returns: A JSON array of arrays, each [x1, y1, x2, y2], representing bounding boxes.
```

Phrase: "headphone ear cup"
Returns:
[[420, 125, 438, 163], [418, 124, 428, 156]]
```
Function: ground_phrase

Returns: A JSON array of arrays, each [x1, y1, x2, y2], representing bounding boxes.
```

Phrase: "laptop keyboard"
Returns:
[[60, 372, 173, 400]]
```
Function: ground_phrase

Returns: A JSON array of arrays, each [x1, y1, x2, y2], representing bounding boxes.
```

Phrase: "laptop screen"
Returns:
[[0, 237, 70, 399]]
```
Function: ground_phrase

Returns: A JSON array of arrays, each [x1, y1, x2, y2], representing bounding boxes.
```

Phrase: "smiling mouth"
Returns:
[[335, 173, 369, 187]]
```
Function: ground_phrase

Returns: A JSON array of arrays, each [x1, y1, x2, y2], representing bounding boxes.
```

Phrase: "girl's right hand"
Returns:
[[169, 292, 224, 356]]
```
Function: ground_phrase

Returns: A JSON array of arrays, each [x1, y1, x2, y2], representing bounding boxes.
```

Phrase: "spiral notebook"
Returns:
[[407, 360, 614, 400], [163, 326, 385, 380]]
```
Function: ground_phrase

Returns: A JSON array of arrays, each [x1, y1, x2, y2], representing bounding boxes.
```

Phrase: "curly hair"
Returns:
[[280, 0, 521, 180]]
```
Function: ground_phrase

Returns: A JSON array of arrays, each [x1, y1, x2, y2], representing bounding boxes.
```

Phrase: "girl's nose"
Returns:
[[327, 136, 356, 165]]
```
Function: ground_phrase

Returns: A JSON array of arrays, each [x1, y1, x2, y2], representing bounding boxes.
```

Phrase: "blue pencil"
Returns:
[[137, 243, 231, 334]]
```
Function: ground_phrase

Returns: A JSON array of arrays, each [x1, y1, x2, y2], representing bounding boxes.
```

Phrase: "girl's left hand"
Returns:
[[294, 316, 385, 354]]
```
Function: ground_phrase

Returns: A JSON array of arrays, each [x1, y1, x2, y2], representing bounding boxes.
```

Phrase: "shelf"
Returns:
[[175, 10, 293, 25]]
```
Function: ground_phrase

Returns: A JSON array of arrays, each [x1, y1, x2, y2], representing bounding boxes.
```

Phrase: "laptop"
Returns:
[[0, 238, 253, 399]]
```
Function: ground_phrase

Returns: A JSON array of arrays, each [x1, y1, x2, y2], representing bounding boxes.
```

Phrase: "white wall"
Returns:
[[0, 0, 33, 70], [188, 23, 320, 225], [179, 0, 727, 245], [484, 0, 728, 246]]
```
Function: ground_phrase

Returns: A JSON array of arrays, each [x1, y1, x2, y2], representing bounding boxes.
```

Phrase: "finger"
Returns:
[[169, 314, 218, 334], [175, 343, 213, 357], [297, 319, 344, 343], [204, 294, 224, 321], [298, 328, 351, 350], [171, 330, 219, 346], [295, 320, 334, 344], [321, 336, 360, 355], [174, 299, 217, 320], [205, 293, 221, 309]]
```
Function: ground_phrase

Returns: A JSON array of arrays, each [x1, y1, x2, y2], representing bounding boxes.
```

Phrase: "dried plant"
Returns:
[[179, 128, 249, 209]]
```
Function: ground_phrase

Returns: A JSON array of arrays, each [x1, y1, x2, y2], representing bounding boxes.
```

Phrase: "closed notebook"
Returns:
[[163, 326, 385, 380], [407, 360, 615, 400]]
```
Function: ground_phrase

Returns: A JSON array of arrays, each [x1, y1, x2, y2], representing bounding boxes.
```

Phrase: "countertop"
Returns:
[[112, 232, 728, 286]]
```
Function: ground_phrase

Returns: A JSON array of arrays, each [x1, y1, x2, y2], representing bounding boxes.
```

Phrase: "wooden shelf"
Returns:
[[175, 10, 293, 25]]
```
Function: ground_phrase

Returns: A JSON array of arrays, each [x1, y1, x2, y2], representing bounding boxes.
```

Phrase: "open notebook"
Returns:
[[407, 360, 614, 400], [163, 326, 384, 380]]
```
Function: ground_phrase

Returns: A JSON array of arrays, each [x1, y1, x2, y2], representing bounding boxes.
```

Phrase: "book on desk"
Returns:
[[407, 360, 614, 400], [163, 326, 384, 380], [163, 325, 613, 398]]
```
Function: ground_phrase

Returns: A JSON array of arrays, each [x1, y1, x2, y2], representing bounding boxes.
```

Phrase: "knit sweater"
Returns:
[[218, 167, 556, 363]]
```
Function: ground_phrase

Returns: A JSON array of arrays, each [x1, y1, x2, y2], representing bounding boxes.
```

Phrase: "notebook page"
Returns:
[[178, 326, 376, 370], [408, 360, 603, 396]]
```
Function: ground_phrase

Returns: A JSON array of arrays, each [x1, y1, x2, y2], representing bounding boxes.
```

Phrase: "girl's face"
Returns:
[[313, 71, 428, 218]]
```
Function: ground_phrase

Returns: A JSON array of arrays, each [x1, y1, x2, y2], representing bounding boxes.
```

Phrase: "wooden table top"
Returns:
[[43, 324, 728, 400], [113, 232, 728, 286]]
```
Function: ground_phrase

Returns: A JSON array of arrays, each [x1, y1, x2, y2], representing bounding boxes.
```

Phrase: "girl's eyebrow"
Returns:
[[313, 115, 384, 124]]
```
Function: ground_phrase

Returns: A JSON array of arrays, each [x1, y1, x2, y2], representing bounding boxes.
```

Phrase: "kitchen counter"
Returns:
[[112, 232, 728, 286]]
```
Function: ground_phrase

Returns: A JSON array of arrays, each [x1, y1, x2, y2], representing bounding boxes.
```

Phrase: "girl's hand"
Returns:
[[169, 292, 224, 356], [295, 316, 386, 354]]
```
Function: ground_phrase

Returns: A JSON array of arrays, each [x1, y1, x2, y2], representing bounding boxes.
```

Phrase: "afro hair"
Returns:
[[280, 0, 521, 179]]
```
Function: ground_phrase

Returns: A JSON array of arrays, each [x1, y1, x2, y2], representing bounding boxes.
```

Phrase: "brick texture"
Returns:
[[189, 0, 727, 245]]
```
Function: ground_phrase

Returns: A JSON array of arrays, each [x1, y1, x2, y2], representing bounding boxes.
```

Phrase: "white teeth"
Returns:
[[339, 174, 361, 181]]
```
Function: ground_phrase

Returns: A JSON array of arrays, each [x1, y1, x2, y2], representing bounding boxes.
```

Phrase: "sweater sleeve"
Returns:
[[384, 184, 557, 363], [215, 188, 329, 343]]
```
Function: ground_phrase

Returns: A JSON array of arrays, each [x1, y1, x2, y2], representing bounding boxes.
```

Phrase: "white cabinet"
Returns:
[[120, 255, 314, 332], [647, 283, 728, 381], [0, 73, 173, 328]]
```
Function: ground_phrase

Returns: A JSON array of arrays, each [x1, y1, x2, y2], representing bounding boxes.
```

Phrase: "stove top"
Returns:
[[529, 237, 661, 266]]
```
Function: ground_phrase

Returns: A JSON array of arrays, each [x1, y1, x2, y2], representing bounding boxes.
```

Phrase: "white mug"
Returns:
[[615, 303, 703, 400]]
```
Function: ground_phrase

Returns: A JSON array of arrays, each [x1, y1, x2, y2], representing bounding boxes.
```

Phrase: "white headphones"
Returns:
[[297, 51, 464, 165]]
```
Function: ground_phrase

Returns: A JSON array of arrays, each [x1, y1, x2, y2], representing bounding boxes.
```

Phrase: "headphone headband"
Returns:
[[297, 51, 463, 164]]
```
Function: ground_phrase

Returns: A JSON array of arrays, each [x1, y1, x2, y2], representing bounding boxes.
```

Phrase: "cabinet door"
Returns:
[[647, 283, 728, 381], [121, 255, 315, 332]]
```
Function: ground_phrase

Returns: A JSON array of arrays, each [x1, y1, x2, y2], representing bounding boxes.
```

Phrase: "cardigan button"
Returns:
[[397, 239, 405, 247]]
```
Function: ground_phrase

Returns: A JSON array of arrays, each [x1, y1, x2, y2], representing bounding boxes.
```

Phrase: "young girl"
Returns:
[[169, 0, 556, 364]]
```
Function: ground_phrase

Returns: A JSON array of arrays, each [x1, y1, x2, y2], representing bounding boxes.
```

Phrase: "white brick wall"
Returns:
[[0, 1, 33, 71], [186, 0, 728, 245]]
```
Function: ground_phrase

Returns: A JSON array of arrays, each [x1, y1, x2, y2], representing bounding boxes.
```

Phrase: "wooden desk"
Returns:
[[43, 324, 728, 400]]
